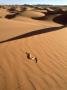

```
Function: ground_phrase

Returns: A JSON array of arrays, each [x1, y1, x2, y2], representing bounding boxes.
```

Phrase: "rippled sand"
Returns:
[[0, 6, 67, 90]]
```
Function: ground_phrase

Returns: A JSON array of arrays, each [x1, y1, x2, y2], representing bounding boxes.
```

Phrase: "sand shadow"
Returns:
[[32, 16, 46, 20], [53, 13, 67, 25], [5, 13, 19, 19], [0, 25, 66, 44]]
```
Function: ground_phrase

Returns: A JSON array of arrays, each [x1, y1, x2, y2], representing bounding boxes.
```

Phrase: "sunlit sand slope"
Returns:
[[0, 20, 67, 90], [0, 6, 67, 90]]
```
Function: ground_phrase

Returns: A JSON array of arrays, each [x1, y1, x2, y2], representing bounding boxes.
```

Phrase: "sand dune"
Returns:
[[0, 18, 48, 41], [0, 5, 67, 90], [0, 8, 9, 18], [19, 10, 45, 19], [53, 13, 67, 25], [0, 25, 67, 90], [4, 9, 45, 20]]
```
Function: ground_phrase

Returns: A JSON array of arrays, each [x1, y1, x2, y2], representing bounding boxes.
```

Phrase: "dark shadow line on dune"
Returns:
[[0, 25, 66, 44]]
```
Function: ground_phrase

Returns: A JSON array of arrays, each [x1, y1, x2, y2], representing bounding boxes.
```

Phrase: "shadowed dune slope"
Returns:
[[5, 13, 19, 19], [53, 13, 67, 25]]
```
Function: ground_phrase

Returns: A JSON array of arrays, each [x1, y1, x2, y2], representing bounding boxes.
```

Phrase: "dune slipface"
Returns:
[[53, 13, 67, 25], [0, 5, 67, 90]]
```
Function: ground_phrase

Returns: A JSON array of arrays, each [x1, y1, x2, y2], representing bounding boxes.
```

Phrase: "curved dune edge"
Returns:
[[0, 7, 67, 25], [4, 10, 45, 21], [0, 18, 51, 41], [20, 10, 45, 19], [53, 13, 67, 25]]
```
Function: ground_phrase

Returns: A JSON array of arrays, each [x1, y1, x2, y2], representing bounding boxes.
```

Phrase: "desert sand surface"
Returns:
[[0, 5, 67, 90]]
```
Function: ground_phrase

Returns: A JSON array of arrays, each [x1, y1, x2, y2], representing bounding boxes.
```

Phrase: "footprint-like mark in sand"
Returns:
[[26, 52, 38, 63]]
